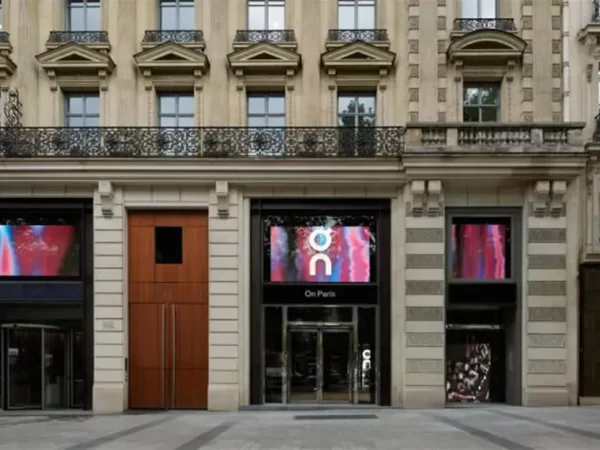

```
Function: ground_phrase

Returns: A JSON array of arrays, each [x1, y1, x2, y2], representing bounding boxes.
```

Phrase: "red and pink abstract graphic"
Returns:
[[0, 225, 78, 276], [451, 224, 507, 279], [270, 226, 371, 282]]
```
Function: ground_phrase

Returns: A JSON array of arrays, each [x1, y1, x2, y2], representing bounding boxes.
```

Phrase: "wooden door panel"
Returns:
[[128, 224, 155, 283], [155, 264, 185, 283], [183, 226, 208, 283], [129, 304, 163, 368], [129, 368, 163, 409], [173, 369, 208, 409], [174, 304, 209, 370], [128, 211, 155, 227], [129, 283, 155, 304], [180, 283, 208, 304]]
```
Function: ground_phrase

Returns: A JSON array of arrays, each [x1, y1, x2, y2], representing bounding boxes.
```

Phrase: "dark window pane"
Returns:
[[480, 87, 499, 105], [264, 306, 283, 403], [480, 107, 499, 122], [463, 106, 479, 122], [155, 226, 183, 264]]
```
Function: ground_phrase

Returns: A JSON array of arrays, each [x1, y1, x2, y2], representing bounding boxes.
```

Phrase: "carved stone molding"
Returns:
[[410, 180, 443, 217], [215, 181, 230, 218], [98, 180, 114, 217], [532, 180, 567, 217]]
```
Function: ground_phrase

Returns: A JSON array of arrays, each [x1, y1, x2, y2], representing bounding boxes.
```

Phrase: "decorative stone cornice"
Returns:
[[447, 29, 526, 64], [134, 42, 209, 78], [532, 180, 567, 217], [227, 42, 301, 75], [410, 180, 443, 217], [321, 41, 395, 74], [98, 180, 114, 217], [215, 181, 230, 218]]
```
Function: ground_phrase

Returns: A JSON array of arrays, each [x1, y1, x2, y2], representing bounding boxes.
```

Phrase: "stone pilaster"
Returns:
[[403, 180, 445, 408], [525, 180, 569, 406]]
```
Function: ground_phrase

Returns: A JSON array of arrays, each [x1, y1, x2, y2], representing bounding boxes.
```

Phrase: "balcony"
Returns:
[[46, 31, 111, 52], [0, 127, 404, 158], [405, 123, 584, 152], [0, 31, 12, 54], [325, 29, 390, 49], [451, 18, 517, 37], [579, 1, 600, 52], [232, 29, 297, 49], [142, 30, 205, 50]]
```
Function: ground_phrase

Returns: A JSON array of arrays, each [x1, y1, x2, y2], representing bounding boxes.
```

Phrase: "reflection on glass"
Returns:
[[462, 85, 500, 123], [337, 0, 375, 29], [337, 94, 376, 127], [44, 330, 68, 409], [288, 307, 353, 323], [322, 331, 352, 402], [264, 307, 283, 403], [72, 331, 84, 407], [248, 1, 285, 30], [7, 328, 42, 408], [289, 330, 318, 402], [357, 307, 376, 403]]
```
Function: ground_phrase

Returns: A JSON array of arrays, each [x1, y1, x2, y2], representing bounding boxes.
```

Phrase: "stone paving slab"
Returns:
[[0, 406, 599, 450]]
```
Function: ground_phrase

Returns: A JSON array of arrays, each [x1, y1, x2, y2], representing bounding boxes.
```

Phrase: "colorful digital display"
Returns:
[[0, 225, 79, 276], [451, 223, 508, 279], [270, 226, 371, 283]]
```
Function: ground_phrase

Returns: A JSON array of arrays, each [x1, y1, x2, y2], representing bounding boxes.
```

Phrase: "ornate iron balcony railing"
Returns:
[[234, 29, 296, 43], [327, 29, 389, 42], [0, 32, 10, 44], [453, 18, 517, 33], [594, 0, 600, 22], [47, 31, 109, 45], [0, 127, 404, 158], [142, 30, 204, 44]]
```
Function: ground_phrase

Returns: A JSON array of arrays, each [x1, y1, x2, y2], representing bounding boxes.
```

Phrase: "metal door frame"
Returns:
[[1, 324, 70, 410], [285, 323, 356, 404]]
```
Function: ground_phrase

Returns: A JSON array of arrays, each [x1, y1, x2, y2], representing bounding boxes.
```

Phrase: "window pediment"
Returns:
[[321, 41, 396, 72], [36, 42, 115, 74], [447, 30, 526, 64], [227, 42, 301, 74], [133, 42, 210, 75], [0, 54, 17, 81]]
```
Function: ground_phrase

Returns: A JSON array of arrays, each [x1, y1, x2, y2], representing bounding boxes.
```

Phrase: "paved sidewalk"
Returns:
[[0, 406, 599, 449]]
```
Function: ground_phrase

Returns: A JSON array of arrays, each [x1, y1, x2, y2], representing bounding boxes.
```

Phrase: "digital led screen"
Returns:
[[451, 223, 508, 279], [270, 226, 371, 283], [0, 225, 79, 276]]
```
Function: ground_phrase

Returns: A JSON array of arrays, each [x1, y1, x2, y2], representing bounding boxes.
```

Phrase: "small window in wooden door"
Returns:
[[155, 226, 183, 264]]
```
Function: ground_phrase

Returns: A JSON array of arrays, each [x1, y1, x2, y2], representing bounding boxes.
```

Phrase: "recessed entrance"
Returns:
[[1, 324, 83, 410], [288, 326, 353, 403]]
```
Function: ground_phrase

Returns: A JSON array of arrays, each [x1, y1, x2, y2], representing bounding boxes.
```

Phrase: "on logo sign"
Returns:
[[308, 228, 333, 277]]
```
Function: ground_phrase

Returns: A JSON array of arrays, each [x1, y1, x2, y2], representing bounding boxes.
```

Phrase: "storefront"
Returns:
[[249, 199, 391, 405], [0, 200, 93, 410]]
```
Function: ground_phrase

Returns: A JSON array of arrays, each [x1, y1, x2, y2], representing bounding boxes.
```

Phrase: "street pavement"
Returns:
[[1, 406, 600, 449]]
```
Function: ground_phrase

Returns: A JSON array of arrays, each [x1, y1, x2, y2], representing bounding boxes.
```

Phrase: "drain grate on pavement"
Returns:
[[294, 414, 379, 421]]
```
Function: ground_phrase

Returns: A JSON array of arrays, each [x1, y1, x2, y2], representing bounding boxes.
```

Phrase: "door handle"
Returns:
[[161, 304, 166, 409], [171, 304, 176, 409]]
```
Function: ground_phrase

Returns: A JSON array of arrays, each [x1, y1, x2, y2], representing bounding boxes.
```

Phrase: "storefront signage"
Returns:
[[308, 228, 333, 277], [304, 289, 336, 299], [361, 348, 371, 389]]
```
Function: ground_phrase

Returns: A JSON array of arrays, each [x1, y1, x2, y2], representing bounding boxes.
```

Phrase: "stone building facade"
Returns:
[[0, 0, 598, 413]]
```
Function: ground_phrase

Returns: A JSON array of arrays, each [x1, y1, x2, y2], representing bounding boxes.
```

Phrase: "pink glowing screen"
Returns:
[[270, 226, 371, 283], [0, 225, 79, 276], [451, 224, 508, 279]]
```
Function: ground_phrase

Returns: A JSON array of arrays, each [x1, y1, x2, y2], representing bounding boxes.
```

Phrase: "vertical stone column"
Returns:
[[92, 186, 127, 413], [403, 180, 446, 408], [207, 185, 241, 411], [524, 180, 569, 406]]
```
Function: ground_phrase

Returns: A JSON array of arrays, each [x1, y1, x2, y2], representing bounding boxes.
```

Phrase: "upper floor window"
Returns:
[[247, 93, 285, 127], [338, 93, 376, 127], [65, 93, 100, 127], [462, 0, 496, 18], [338, 0, 375, 29], [248, 0, 285, 30], [160, 0, 194, 30], [158, 94, 194, 127], [67, 0, 101, 31], [463, 84, 500, 122], [0, 0, 4, 30]]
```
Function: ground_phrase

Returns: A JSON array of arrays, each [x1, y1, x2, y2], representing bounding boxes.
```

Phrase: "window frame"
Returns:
[[157, 93, 195, 127], [461, 0, 497, 18], [247, 93, 286, 127], [462, 83, 501, 123], [66, 0, 101, 32], [247, 0, 285, 30], [337, 92, 377, 127], [159, 0, 195, 30], [337, 0, 376, 30], [64, 92, 100, 127]]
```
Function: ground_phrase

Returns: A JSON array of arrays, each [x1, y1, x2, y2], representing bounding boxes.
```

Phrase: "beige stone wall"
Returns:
[[2, 0, 569, 128]]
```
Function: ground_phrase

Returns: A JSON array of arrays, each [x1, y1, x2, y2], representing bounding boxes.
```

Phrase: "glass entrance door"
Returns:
[[2, 325, 75, 410], [287, 327, 353, 403]]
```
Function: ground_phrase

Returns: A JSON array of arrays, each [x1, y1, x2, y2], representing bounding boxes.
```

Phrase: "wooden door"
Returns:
[[128, 211, 208, 409], [580, 264, 600, 397]]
